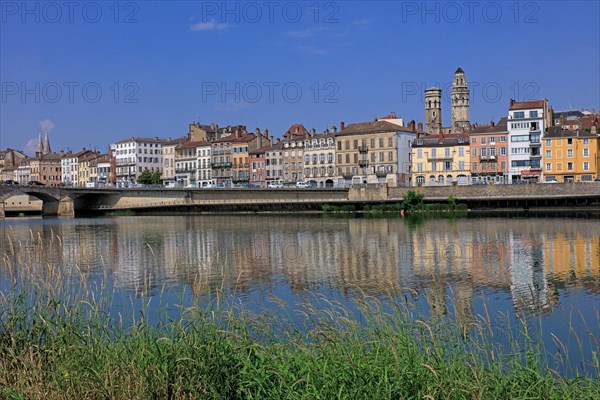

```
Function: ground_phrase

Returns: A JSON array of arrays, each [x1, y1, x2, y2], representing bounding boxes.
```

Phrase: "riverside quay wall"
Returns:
[[382, 183, 600, 210]]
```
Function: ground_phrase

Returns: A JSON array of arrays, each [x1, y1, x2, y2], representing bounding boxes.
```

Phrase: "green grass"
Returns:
[[0, 235, 598, 399]]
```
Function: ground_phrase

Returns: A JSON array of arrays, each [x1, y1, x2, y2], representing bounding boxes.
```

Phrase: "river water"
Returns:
[[1, 214, 599, 375]]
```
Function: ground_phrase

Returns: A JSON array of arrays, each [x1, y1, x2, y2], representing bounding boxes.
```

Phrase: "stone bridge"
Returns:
[[0, 186, 350, 217], [1, 183, 599, 218]]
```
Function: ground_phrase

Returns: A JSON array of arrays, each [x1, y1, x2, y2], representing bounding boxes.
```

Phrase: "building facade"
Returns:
[[303, 128, 337, 188], [411, 132, 471, 186], [469, 118, 510, 184], [265, 141, 283, 186], [110, 137, 169, 186], [542, 127, 599, 182], [336, 120, 416, 186], [507, 99, 551, 183], [281, 124, 309, 185]]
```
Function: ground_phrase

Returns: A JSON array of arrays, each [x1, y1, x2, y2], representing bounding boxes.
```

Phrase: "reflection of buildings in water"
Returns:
[[409, 224, 475, 323], [508, 231, 550, 310], [544, 232, 600, 290]]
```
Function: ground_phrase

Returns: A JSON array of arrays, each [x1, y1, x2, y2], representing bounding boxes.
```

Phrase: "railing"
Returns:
[[211, 162, 233, 168], [358, 160, 368, 167], [358, 146, 368, 153], [427, 155, 453, 161]]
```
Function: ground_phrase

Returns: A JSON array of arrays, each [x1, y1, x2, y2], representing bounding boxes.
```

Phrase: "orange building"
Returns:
[[542, 127, 599, 182]]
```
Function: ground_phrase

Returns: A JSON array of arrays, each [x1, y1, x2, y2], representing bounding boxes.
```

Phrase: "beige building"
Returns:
[[161, 138, 185, 185], [281, 124, 309, 185], [411, 132, 471, 186], [335, 120, 416, 186]]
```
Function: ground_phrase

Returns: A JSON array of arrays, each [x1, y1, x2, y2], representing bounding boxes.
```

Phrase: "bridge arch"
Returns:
[[0, 187, 73, 218]]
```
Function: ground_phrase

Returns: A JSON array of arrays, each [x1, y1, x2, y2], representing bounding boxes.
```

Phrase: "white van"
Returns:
[[296, 182, 309, 188], [200, 180, 216, 188]]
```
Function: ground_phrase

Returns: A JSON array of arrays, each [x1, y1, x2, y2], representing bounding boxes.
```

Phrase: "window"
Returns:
[[583, 162, 590, 171], [490, 137, 496, 144], [500, 136, 506, 142], [583, 138, 589, 145], [379, 138, 384, 147], [481, 148, 487, 157], [567, 162, 573, 171], [458, 147, 464, 156], [417, 163, 423, 172], [337, 141, 342, 150], [501, 161, 506, 171], [545, 139, 551, 147], [471, 137, 477, 144], [546, 163, 552, 172], [514, 111, 525, 119], [417, 149, 422, 158], [472, 148, 477, 157], [529, 111, 538, 118], [567, 138, 573, 145], [431, 162, 437, 171], [370, 138, 375, 148], [546, 150, 551, 159], [583, 148, 589, 157], [445, 148, 450, 157], [567, 149, 573, 158], [458, 161, 464, 170], [444, 161, 452, 171], [353, 140, 358, 149], [481, 137, 486, 145], [388, 137, 393, 147]]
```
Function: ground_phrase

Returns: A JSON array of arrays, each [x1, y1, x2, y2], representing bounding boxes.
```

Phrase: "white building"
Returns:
[[196, 142, 213, 183], [61, 149, 95, 187], [110, 137, 169, 185], [507, 99, 551, 183]]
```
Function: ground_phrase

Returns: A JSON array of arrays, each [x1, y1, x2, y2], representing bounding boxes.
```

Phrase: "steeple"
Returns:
[[36, 131, 43, 157], [43, 129, 51, 154], [451, 67, 470, 133]]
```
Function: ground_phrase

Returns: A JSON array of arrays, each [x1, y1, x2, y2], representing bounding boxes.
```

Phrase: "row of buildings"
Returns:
[[2, 68, 599, 187]]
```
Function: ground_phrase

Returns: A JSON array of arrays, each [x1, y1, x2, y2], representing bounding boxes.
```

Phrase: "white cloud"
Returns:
[[39, 118, 55, 133], [23, 138, 38, 156], [296, 45, 329, 56], [190, 20, 230, 32]]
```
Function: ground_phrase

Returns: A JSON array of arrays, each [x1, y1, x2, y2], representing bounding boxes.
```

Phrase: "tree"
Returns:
[[401, 190, 424, 212], [137, 169, 162, 185]]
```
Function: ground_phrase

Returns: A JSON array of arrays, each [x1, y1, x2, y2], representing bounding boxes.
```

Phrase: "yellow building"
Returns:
[[411, 132, 471, 186], [542, 127, 599, 182]]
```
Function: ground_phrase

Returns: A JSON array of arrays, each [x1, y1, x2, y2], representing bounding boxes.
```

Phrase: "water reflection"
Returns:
[[1, 215, 598, 314]]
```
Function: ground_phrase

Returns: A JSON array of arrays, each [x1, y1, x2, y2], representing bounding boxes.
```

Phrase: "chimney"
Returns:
[[490, 120, 495, 127], [277, 138, 281, 143], [264, 129, 269, 139], [417, 122, 423, 132], [340, 121, 345, 131], [408, 120, 415, 132], [255, 127, 260, 135], [509, 98, 514, 108], [332, 125, 337, 133]]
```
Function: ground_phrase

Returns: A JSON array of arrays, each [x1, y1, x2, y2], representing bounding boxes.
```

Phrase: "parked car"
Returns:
[[544, 178, 558, 184], [595, 177, 600, 182], [268, 182, 284, 189], [513, 180, 528, 185], [27, 180, 45, 186], [2, 180, 19, 186], [296, 182, 310, 188]]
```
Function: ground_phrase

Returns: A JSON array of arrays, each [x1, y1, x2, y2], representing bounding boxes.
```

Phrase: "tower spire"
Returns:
[[43, 128, 51, 154], [37, 131, 43, 157]]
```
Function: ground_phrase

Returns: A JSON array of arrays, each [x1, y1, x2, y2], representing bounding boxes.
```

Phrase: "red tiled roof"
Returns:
[[509, 99, 546, 110], [283, 124, 309, 139]]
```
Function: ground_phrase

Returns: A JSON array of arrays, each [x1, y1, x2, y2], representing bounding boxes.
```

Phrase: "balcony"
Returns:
[[175, 168, 195, 173], [375, 169, 387, 177], [479, 155, 496, 161], [358, 146, 368, 153], [211, 162, 232, 168], [427, 155, 453, 161], [358, 160, 368, 167]]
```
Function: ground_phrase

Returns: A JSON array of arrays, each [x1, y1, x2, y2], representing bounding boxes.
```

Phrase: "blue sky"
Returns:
[[1, 1, 598, 155]]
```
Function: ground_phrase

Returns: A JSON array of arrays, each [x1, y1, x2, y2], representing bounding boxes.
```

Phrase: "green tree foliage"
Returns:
[[401, 190, 424, 211], [137, 169, 161, 185]]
